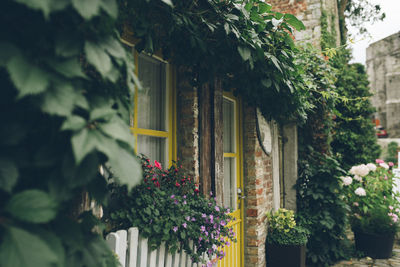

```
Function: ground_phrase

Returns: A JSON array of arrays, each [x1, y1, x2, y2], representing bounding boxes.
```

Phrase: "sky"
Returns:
[[348, 0, 400, 65]]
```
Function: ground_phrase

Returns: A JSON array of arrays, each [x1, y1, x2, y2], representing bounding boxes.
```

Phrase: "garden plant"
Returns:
[[105, 156, 236, 265]]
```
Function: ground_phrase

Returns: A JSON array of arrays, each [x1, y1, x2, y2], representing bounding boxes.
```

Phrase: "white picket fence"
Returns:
[[106, 227, 214, 267]]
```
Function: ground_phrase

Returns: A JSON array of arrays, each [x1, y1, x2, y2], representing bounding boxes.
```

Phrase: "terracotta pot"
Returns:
[[265, 243, 306, 267], [354, 230, 395, 259]]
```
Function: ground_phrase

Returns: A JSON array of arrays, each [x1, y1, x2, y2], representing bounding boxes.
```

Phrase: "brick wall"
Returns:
[[243, 105, 274, 267], [269, 0, 340, 48], [176, 66, 200, 183]]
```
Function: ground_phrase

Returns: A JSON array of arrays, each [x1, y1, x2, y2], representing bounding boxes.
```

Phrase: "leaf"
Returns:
[[90, 107, 117, 121], [238, 46, 251, 62], [258, 2, 271, 13], [51, 58, 87, 79], [84, 41, 112, 77], [94, 134, 141, 189], [0, 158, 18, 193], [261, 79, 272, 88], [41, 83, 77, 116], [101, 38, 126, 59], [5, 190, 57, 223], [71, 128, 96, 164], [0, 226, 58, 267], [72, 0, 101, 20], [14, 0, 52, 19], [99, 116, 134, 145], [100, 0, 118, 19], [7, 55, 50, 98], [61, 115, 87, 131], [0, 42, 19, 66], [161, 0, 173, 7], [284, 14, 306, 31]]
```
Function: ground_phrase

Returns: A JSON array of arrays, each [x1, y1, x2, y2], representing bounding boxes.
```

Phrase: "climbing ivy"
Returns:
[[118, 0, 310, 122], [0, 0, 141, 266]]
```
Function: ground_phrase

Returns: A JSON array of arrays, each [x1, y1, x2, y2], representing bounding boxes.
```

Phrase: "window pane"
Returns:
[[223, 98, 235, 153], [137, 135, 167, 167], [224, 157, 236, 209], [138, 54, 166, 131]]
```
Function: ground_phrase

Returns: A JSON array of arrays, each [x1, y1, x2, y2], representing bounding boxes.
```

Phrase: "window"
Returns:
[[130, 53, 175, 166], [223, 95, 238, 209]]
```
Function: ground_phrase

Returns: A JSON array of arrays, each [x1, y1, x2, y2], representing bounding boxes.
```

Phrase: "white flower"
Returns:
[[366, 163, 377, 172], [341, 176, 353, 186], [379, 162, 389, 170], [355, 187, 366, 196], [353, 175, 362, 182], [349, 164, 370, 177]]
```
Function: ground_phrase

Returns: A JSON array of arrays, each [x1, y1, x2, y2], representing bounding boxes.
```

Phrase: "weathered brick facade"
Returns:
[[243, 105, 274, 266]]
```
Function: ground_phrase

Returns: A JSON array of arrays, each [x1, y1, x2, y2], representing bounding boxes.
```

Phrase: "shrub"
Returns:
[[104, 156, 235, 264], [266, 208, 308, 246], [385, 141, 399, 165]]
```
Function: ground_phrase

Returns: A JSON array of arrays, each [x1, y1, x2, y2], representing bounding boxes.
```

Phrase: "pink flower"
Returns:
[[389, 206, 394, 210], [182, 222, 187, 228], [154, 160, 162, 169], [353, 202, 359, 207], [215, 206, 220, 212], [173, 226, 178, 232], [376, 159, 384, 164], [389, 162, 394, 167]]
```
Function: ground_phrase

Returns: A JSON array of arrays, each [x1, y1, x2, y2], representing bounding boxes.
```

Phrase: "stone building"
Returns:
[[366, 31, 400, 137], [123, 0, 340, 266]]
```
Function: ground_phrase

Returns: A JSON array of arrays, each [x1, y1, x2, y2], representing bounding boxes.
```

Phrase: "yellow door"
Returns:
[[219, 93, 244, 267]]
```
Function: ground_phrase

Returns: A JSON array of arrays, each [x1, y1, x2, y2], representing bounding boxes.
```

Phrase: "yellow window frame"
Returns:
[[129, 51, 176, 166]]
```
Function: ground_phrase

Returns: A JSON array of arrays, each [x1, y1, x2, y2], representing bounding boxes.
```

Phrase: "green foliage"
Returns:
[[385, 141, 399, 164], [297, 152, 350, 267], [118, 0, 312, 122], [0, 0, 141, 266], [321, 10, 337, 50], [266, 209, 309, 246], [295, 46, 350, 266], [104, 156, 235, 264], [331, 57, 381, 170]]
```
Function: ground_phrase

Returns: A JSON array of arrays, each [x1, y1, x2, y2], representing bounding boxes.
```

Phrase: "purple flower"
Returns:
[[174, 200, 179, 205], [220, 220, 226, 226], [182, 222, 187, 228], [215, 206, 220, 212], [183, 200, 187, 205], [173, 226, 178, 232], [191, 217, 196, 222], [186, 216, 191, 221], [170, 195, 175, 199], [183, 195, 187, 199], [200, 226, 206, 232], [202, 213, 207, 218]]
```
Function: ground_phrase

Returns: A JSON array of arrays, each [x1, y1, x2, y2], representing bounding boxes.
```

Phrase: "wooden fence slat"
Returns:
[[106, 232, 126, 267], [116, 230, 127, 267], [127, 228, 139, 267], [173, 252, 180, 267], [181, 248, 187, 267], [165, 250, 173, 267], [138, 236, 148, 267], [157, 242, 166, 267], [148, 247, 157, 267]]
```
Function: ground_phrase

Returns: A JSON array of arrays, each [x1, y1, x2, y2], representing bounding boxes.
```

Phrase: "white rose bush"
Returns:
[[340, 159, 400, 235]]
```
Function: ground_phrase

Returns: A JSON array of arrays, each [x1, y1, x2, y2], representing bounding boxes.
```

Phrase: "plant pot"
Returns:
[[353, 230, 395, 259], [265, 243, 306, 267]]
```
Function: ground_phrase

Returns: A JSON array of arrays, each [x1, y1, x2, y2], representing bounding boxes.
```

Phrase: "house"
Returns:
[[120, 0, 340, 266]]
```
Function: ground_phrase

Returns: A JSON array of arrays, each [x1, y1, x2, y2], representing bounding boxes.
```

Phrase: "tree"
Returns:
[[331, 59, 381, 170], [337, 0, 385, 44]]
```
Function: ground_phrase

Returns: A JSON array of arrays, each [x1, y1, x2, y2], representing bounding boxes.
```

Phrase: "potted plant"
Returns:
[[340, 160, 400, 258], [265, 208, 308, 267]]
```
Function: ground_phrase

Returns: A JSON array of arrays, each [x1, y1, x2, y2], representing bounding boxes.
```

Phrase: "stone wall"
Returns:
[[269, 0, 340, 48], [367, 31, 400, 137]]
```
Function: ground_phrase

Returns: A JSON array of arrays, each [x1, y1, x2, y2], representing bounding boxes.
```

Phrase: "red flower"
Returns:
[[175, 182, 181, 187], [154, 160, 162, 169]]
